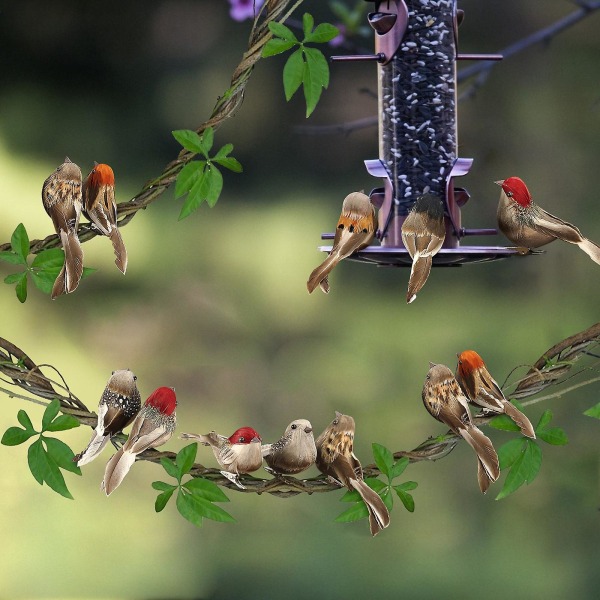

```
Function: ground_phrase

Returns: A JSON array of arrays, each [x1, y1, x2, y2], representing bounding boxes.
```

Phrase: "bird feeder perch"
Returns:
[[320, 0, 535, 266]]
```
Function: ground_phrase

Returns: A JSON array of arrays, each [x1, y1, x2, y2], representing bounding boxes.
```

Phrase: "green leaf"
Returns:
[[152, 480, 177, 492], [283, 49, 305, 101], [395, 481, 418, 492], [536, 409, 553, 432], [496, 439, 542, 500], [214, 144, 233, 160], [268, 21, 298, 42], [31, 248, 64, 269], [497, 438, 526, 470], [302, 13, 314, 38], [30, 270, 58, 294], [389, 457, 409, 480], [184, 477, 230, 502], [304, 22, 339, 43], [15, 274, 27, 302], [45, 414, 80, 433], [395, 488, 415, 512], [0, 251, 26, 265], [81, 267, 95, 281], [302, 48, 330, 117], [334, 501, 369, 523], [29, 438, 73, 499], [488, 413, 521, 432], [583, 402, 600, 419], [200, 127, 214, 155], [176, 489, 235, 526], [4, 272, 24, 284], [11, 223, 29, 261], [372, 443, 393, 478], [364, 477, 387, 494], [213, 156, 243, 173], [41, 400, 61, 432], [381, 487, 394, 511], [537, 427, 568, 446], [339, 488, 361, 502], [17, 410, 35, 432], [172, 130, 207, 156], [43, 436, 81, 475], [178, 171, 209, 220], [1, 426, 37, 446], [160, 456, 181, 481], [155, 488, 176, 512], [174, 161, 203, 199], [262, 38, 296, 57], [175, 443, 198, 478], [205, 166, 223, 208]]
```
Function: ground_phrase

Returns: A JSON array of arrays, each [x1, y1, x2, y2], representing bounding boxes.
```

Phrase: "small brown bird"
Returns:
[[181, 427, 262, 489], [496, 176, 600, 265], [422, 363, 500, 494], [307, 192, 376, 294], [102, 387, 177, 496], [401, 193, 446, 303], [316, 412, 390, 536], [75, 369, 142, 466], [41, 157, 84, 298], [456, 350, 536, 439], [83, 162, 127, 273], [262, 419, 317, 475]]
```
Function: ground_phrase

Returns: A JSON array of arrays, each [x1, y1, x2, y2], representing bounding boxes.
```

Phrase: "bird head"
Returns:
[[425, 363, 454, 386], [456, 350, 485, 379], [495, 177, 532, 207], [287, 419, 314, 436], [229, 427, 261, 445], [107, 369, 139, 394], [145, 387, 177, 415], [88, 163, 115, 187]]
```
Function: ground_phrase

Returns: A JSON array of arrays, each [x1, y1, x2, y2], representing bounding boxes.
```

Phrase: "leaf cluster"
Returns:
[[1, 400, 80, 498], [153, 443, 234, 526], [336, 443, 417, 524], [172, 127, 242, 220], [262, 14, 339, 117], [0, 224, 94, 303]]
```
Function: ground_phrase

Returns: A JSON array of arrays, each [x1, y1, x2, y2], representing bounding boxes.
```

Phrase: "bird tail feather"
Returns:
[[53, 229, 83, 298], [109, 228, 128, 274], [349, 478, 391, 536], [102, 448, 136, 496], [307, 254, 340, 294], [75, 432, 110, 466], [502, 400, 536, 439], [460, 425, 500, 494], [406, 254, 432, 303], [577, 237, 600, 266]]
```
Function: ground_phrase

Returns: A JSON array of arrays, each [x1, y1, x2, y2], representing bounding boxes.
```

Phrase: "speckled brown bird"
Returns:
[[401, 193, 446, 303], [181, 427, 263, 489], [496, 176, 600, 265], [456, 350, 535, 439], [316, 412, 390, 536], [75, 369, 141, 466], [262, 419, 317, 475], [422, 363, 500, 494], [83, 162, 127, 274], [307, 192, 376, 294], [41, 157, 84, 298]]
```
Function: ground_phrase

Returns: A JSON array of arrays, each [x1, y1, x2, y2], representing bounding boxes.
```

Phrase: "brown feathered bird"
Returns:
[[262, 419, 317, 475], [83, 162, 127, 274], [422, 363, 500, 494], [401, 193, 446, 303], [496, 176, 600, 265], [180, 427, 262, 489], [307, 192, 376, 294], [41, 157, 84, 298], [456, 350, 536, 439], [75, 369, 141, 466], [316, 412, 390, 536]]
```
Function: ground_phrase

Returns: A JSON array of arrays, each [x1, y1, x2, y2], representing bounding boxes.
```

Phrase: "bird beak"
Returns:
[[428, 361, 437, 368], [93, 160, 99, 167], [304, 427, 313, 434], [251, 437, 261, 443], [494, 180, 503, 186], [334, 411, 342, 419]]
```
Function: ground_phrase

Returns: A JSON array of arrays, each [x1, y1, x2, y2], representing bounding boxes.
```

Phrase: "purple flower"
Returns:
[[328, 24, 346, 48], [228, 0, 265, 22]]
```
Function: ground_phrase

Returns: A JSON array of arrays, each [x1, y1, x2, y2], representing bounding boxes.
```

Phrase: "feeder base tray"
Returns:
[[317, 245, 541, 267]]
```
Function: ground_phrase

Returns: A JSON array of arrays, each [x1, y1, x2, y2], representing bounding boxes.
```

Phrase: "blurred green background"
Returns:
[[1, 1, 599, 598]]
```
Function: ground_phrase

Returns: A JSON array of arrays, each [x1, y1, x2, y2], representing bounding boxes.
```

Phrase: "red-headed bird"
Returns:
[[307, 192, 376, 294], [181, 427, 262, 489], [401, 193, 446, 303], [41, 157, 84, 298], [456, 350, 535, 439], [422, 363, 500, 494], [83, 162, 127, 273], [316, 412, 390, 536], [496, 176, 600, 265], [75, 369, 141, 466], [102, 387, 177, 495]]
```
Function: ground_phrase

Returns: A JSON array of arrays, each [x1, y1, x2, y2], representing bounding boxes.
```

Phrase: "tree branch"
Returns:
[[1, 323, 598, 497], [0, 0, 305, 255]]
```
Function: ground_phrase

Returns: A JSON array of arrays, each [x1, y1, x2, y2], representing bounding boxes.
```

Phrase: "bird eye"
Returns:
[[426, 374, 431, 380], [291, 424, 297, 429], [333, 419, 339, 425], [349, 224, 355, 233], [338, 224, 344, 230], [133, 375, 137, 381], [362, 228, 368, 233], [507, 191, 513, 197], [111, 370, 115, 375], [239, 436, 245, 443]]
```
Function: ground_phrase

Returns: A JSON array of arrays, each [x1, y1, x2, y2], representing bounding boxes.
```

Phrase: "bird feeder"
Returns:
[[320, 0, 535, 266]]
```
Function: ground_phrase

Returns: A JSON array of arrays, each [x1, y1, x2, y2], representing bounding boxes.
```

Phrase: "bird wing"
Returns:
[[124, 417, 172, 455], [84, 182, 116, 235], [532, 207, 584, 244]]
